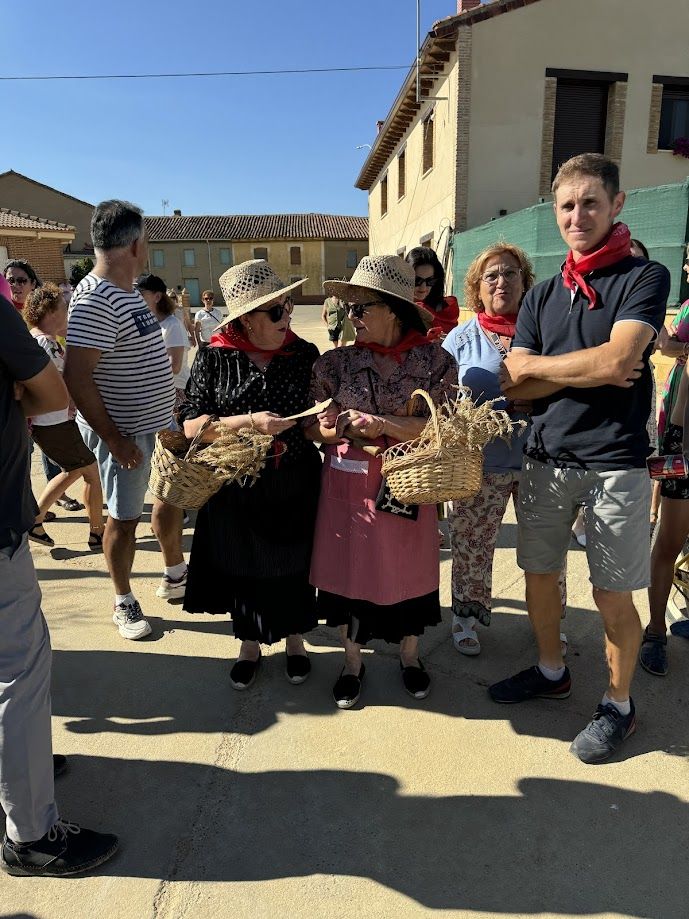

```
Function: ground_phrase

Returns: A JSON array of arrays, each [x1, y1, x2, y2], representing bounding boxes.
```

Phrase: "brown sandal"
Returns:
[[88, 530, 104, 551]]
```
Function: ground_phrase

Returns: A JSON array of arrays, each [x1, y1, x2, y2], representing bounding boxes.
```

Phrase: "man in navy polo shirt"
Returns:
[[490, 153, 670, 763]]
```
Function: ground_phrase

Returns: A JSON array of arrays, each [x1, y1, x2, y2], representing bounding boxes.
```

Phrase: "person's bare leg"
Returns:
[[400, 634, 419, 666], [150, 499, 184, 567], [237, 639, 260, 662], [339, 624, 363, 675], [285, 633, 306, 655], [650, 481, 661, 528], [103, 517, 139, 595], [648, 497, 689, 634], [593, 588, 642, 702], [35, 469, 81, 523], [81, 463, 104, 532], [525, 571, 564, 670]]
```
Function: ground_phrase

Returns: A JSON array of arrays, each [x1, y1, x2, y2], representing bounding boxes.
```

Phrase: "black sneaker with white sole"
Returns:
[[569, 699, 636, 764], [489, 665, 571, 703], [1, 820, 118, 877]]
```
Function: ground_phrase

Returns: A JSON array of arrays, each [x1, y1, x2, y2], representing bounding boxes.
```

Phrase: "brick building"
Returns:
[[144, 212, 369, 306], [357, 0, 689, 283], [0, 208, 75, 283]]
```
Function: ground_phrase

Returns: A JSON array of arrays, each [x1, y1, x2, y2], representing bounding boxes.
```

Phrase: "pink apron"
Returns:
[[310, 442, 439, 605]]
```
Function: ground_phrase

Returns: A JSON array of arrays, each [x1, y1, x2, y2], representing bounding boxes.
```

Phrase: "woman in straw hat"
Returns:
[[305, 255, 457, 707], [180, 260, 324, 690]]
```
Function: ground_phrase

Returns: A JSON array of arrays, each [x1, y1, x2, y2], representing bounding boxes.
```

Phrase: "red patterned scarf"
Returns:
[[562, 222, 632, 310], [210, 326, 299, 357], [354, 329, 432, 363], [477, 310, 519, 339]]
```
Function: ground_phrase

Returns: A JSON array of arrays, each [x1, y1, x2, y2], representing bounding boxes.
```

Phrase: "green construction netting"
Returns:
[[452, 180, 689, 308]]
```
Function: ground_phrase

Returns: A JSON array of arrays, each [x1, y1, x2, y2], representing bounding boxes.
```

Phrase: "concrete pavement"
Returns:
[[2, 306, 688, 919]]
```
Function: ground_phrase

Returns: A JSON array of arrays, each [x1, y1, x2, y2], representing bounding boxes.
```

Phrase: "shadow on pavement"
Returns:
[[38, 755, 689, 915], [51, 625, 689, 759]]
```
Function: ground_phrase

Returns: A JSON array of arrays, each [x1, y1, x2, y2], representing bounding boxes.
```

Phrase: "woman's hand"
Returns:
[[243, 411, 296, 436], [317, 401, 340, 429], [345, 411, 385, 439]]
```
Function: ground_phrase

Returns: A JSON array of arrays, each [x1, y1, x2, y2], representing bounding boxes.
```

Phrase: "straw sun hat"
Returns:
[[323, 254, 428, 324], [217, 259, 308, 327]]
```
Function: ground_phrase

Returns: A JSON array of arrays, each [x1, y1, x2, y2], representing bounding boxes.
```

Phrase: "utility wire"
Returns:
[[0, 64, 410, 83]]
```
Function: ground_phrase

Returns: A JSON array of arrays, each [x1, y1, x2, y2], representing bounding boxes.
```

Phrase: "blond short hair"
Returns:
[[463, 243, 535, 314]]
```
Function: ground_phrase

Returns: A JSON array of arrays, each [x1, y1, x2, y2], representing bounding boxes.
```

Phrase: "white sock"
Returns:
[[602, 693, 631, 716], [538, 662, 565, 681], [164, 562, 187, 579], [115, 592, 135, 607]]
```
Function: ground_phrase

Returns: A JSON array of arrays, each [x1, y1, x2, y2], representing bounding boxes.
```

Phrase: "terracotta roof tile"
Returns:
[[145, 213, 368, 243], [0, 207, 75, 232]]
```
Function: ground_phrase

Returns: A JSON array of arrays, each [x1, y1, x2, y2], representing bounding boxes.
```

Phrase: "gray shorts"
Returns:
[[78, 423, 156, 521], [517, 457, 651, 592]]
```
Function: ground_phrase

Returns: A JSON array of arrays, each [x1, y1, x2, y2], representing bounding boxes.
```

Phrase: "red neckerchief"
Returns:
[[562, 222, 631, 310], [477, 310, 519, 339], [418, 295, 460, 338], [354, 329, 432, 363], [210, 326, 299, 357]]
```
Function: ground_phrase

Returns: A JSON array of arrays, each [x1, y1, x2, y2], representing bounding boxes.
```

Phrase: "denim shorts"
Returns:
[[517, 457, 651, 591], [78, 423, 156, 521]]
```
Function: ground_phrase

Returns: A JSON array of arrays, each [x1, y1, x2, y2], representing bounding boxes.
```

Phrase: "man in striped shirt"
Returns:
[[64, 201, 174, 640]]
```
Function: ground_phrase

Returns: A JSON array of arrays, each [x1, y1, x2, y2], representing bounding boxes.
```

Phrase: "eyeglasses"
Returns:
[[414, 276, 436, 288], [253, 298, 294, 323], [346, 300, 382, 319], [7, 276, 29, 285], [481, 267, 522, 286], [202, 297, 214, 302]]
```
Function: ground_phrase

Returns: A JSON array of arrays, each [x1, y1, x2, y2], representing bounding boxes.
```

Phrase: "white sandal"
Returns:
[[452, 615, 481, 656], [560, 632, 568, 658]]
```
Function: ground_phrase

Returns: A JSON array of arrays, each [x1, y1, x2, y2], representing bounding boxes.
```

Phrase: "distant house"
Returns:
[[356, 0, 689, 279], [144, 212, 369, 306], [0, 170, 94, 277], [0, 208, 75, 283]]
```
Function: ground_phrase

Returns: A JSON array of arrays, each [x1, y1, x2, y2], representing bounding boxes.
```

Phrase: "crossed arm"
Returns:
[[500, 321, 655, 399]]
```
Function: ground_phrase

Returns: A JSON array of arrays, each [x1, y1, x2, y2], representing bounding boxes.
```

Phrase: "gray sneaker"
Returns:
[[569, 699, 636, 764], [112, 600, 152, 640]]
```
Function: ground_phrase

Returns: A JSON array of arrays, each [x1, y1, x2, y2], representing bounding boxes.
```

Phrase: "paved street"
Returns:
[[2, 306, 688, 919]]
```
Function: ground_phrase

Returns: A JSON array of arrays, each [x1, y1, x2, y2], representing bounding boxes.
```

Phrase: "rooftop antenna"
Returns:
[[161, 199, 169, 216]]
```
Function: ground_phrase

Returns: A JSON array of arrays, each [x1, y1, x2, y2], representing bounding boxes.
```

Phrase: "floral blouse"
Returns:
[[309, 342, 457, 419]]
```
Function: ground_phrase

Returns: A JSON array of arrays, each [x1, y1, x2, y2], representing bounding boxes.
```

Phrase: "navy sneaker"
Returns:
[[569, 699, 636, 764], [489, 665, 571, 703]]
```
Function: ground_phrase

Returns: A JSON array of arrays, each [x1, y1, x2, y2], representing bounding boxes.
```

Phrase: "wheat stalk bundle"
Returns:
[[192, 425, 275, 487]]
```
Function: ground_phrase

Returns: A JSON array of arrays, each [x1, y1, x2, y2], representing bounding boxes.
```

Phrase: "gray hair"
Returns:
[[91, 200, 145, 250]]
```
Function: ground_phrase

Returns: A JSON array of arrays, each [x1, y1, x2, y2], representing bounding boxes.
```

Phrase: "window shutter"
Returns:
[[551, 81, 608, 180]]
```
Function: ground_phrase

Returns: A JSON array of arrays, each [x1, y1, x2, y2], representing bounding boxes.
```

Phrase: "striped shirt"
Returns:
[[67, 274, 174, 436]]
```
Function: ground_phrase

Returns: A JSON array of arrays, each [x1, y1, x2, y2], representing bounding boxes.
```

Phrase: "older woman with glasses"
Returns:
[[306, 255, 457, 708], [180, 260, 323, 690], [443, 244, 566, 656], [407, 246, 459, 340]]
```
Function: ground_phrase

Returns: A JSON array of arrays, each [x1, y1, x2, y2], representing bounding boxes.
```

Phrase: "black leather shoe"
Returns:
[[230, 651, 261, 691], [400, 659, 431, 699], [1, 820, 119, 877], [53, 754, 67, 778], [285, 653, 311, 684], [333, 663, 365, 709]]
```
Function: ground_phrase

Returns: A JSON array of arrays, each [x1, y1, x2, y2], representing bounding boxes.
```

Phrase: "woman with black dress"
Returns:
[[180, 260, 323, 690]]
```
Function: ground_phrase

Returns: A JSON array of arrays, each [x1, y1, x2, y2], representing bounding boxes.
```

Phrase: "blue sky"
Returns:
[[2, 0, 455, 217]]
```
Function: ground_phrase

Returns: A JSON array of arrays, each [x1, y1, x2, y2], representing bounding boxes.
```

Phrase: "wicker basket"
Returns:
[[149, 417, 227, 509], [380, 389, 484, 505]]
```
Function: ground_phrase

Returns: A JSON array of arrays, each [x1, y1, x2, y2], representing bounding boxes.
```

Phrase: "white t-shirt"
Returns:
[[159, 314, 190, 389], [195, 306, 224, 343], [30, 332, 70, 426], [67, 274, 174, 436]]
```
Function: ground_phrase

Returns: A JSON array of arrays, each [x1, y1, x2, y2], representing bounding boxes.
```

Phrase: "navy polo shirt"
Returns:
[[513, 257, 669, 470]]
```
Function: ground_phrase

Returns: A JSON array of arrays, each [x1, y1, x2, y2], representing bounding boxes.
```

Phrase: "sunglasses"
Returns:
[[253, 298, 294, 323], [414, 276, 436, 288], [346, 300, 382, 319], [7, 276, 29, 285]]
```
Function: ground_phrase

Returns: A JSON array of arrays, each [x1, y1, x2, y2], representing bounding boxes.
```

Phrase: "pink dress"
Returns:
[[309, 343, 457, 642]]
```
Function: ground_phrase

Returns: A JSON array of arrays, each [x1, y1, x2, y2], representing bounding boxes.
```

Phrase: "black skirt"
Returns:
[[184, 451, 321, 643], [318, 589, 441, 646]]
